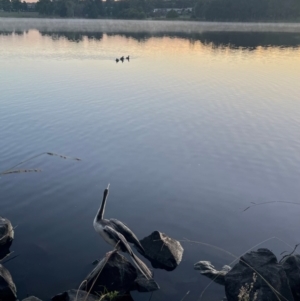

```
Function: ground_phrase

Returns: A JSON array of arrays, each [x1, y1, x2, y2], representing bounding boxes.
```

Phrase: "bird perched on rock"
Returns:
[[93, 185, 152, 279]]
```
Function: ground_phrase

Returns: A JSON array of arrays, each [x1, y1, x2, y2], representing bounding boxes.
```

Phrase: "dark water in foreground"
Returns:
[[0, 28, 300, 301]]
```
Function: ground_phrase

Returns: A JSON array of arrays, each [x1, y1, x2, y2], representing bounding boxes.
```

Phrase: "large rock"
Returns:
[[137, 231, 183, 271], [52, 290, 98, 301], [0, 217, 14, 260], [194, 261, 231, 285], [282, 255, 300, 301], [22, 297, 43, 301], [133, 274, 160, 292], [0, 264, 17, 301], [225, 248, 293, 301], [83, 252, 137, 294], [83, 252, 159, 294]]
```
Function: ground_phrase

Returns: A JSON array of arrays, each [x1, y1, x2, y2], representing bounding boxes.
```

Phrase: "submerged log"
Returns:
[[194, 261, 231, 285], [137, 231, 183, 271], [0, 264, 17, 301], [225, 248, 293, 301]]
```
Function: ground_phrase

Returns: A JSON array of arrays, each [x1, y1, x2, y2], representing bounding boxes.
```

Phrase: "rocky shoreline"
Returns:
[[0, 217, 183, 301], [2, 215, 300, 301]]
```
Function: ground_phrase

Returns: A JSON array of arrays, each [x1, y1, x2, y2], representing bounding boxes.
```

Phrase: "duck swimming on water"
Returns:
[[93, 185, 152, 279]]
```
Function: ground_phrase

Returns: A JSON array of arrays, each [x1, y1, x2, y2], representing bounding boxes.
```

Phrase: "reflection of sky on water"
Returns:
[[0, 29, 300, 301]]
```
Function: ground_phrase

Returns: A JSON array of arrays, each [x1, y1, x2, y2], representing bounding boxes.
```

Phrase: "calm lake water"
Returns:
[[1, 24, 300, 301]]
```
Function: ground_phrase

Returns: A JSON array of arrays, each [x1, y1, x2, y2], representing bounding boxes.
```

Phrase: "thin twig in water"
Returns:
[[1, 255, 19, 265], [279, 243, 300, 264], [75, 280, 87, 301], [243, 201, 300, 212], [1, 169, 41, 175], [0, 152, 81, 176], [148, 291, 154, 301], [180, 291, 190, 301], [181, 237, 237, 259], [0, 251, 14, 264]]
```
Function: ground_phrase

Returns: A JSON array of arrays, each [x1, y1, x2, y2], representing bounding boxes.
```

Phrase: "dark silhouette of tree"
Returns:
[[32, 0, 300, 20]]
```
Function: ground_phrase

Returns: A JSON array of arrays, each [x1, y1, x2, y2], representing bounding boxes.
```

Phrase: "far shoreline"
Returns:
[[1, 18, 300, 33]]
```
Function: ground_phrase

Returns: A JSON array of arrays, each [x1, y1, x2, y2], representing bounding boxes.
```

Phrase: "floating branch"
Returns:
[[0, 152, 81, 176], [1, 169, 41, 175], [0, 251, 14, 264], [180, 291, 190, 301], [46, 152, 81, 161], [243, 201, 300, 212], [279, 243, 300, 264]]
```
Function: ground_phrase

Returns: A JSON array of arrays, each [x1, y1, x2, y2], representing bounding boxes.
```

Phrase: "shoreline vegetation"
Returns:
[[1, 18, 300, 33], [1, 0, 300, 22]]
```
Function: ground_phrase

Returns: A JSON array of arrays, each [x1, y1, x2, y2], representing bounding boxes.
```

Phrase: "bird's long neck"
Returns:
[[95, 186, 109, 222]]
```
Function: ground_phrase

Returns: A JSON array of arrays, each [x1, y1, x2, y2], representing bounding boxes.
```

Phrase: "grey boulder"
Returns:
[[83, 252, 159, 294], [138, 231, 183, 271], [194, 261, 231, 285], [83, 252, 137, 294], [0, 217, 14, 260], [0, 264, 17, 301], [225, 248, 293, 301], [133, 274, 160, 292]]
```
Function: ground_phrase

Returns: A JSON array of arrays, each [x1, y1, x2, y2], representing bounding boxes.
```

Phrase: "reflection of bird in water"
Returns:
[[126, 56, 130, 61], [93, 185, 152, 279], [116, 58, 119, 63], [120, 56, 125, 63]]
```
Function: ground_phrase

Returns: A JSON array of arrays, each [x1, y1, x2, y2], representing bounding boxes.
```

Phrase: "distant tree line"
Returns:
[[34, 0, 195, 18], [194, 0, 300, 21], [3, 0, 298, 21], [0, 0, 28, 11]]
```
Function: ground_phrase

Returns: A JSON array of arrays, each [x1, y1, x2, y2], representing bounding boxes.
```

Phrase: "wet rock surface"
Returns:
[[52, 289, 98, 301], [84, 252, 137, 294], [22, 297, 43, 301], [0, 263, 17, 301], [194, 261, 231, 285], [282, 254, 300, 301], [133, 274, 160, 292], [0, 217, 14, 260], [137, 231, 183, 271], [225, 248, 293, 301]]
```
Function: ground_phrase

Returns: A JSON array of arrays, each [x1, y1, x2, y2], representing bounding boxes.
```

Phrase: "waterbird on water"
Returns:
[[120, 56, 125, 62], [116, 58, 119, 63], [93, 184, 152, 279], [126, 56, 130, 61]]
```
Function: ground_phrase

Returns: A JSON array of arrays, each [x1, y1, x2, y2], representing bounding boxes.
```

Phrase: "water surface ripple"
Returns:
[[0, 28, 300, 301]]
